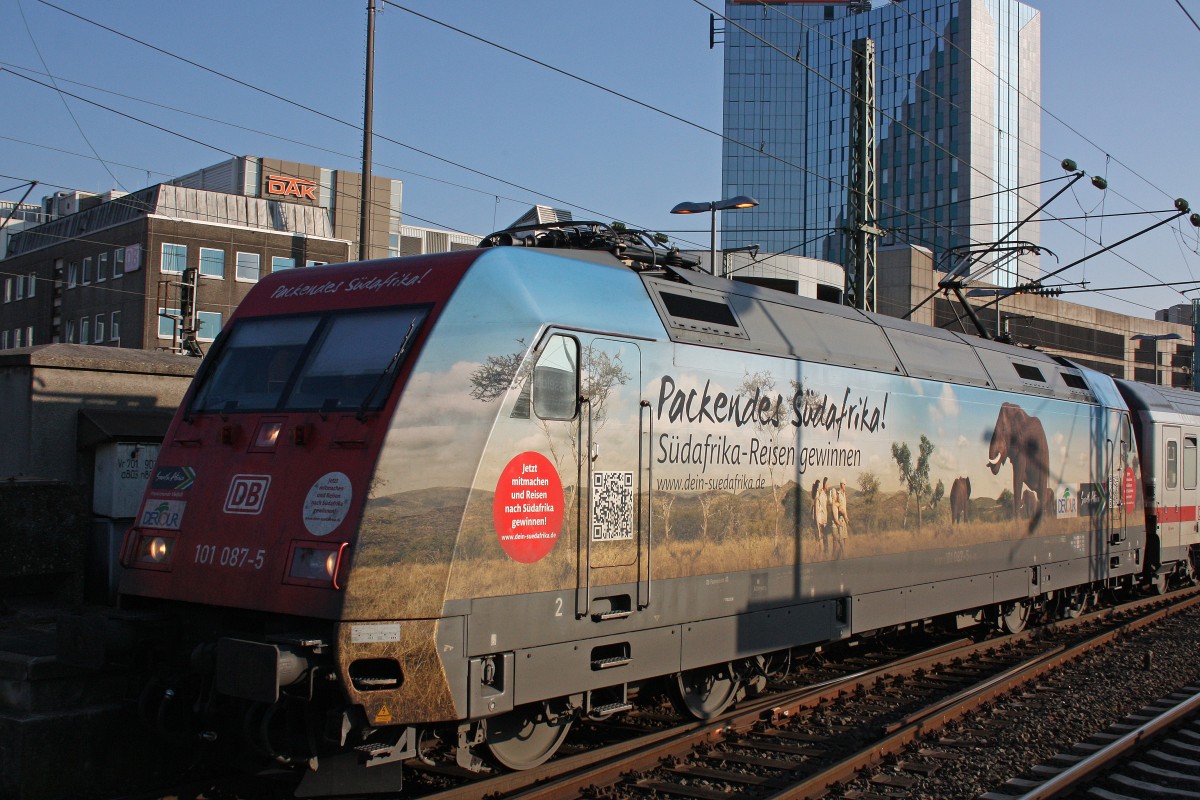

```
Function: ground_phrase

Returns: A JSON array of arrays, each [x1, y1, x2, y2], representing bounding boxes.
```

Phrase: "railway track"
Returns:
[[981, 684, 1200, 799], [409, 587, 1200, 800]]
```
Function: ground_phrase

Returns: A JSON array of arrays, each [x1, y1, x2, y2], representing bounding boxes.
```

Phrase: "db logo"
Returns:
[[224, 474, 271, 515]]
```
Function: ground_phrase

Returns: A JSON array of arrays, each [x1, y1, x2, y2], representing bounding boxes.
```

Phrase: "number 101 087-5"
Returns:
[[194, 544, 266, 570]]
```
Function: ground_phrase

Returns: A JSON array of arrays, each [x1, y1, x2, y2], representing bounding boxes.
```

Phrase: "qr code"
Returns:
[[591, 471, 634, 541]]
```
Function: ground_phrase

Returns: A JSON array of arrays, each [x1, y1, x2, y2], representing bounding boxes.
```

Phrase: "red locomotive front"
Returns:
[[120, 252, 477, 617]]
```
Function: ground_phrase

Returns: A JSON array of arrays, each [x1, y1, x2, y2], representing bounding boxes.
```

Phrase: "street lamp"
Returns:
[[670, 195, 758, 276], [1132, 332, 1183, 386]]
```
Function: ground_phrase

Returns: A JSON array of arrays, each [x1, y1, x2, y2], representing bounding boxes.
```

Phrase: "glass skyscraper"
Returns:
[[721, 0, 1040, 286]]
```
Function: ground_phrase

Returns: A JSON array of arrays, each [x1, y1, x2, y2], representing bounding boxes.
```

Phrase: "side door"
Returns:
[[1107, 410, 1130, 543], [574, 336, 649, 620], [1161, 425, 1183, 559], [1183, 432, 1200, 548]]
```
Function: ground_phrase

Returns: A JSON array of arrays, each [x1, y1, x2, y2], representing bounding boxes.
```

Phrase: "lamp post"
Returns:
[[1132, 332, 1183, 386], [670, 195, 758, 276]]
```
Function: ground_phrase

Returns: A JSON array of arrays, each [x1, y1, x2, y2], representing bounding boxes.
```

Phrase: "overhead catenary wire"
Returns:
[[0, 64, 542, 214], [30, 0, 957, 256], [12, 0, 1194, 316], [889, 0, 1183, 209], [32, 0, 691, 248], [15, 0, 127, 194], [733, 0, 1198, 304]]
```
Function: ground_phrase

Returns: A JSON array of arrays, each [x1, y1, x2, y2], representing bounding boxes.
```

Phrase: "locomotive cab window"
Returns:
[[533, 334, 579, 420], [189, 306, 428, 414]]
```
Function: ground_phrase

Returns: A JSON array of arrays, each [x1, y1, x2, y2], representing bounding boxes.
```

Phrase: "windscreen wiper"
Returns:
[[356, 319, 419, 421]]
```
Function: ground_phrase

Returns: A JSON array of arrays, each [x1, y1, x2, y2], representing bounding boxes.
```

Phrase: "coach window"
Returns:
[[1167, 439, 1179, 490], [533, 334, 578, 420], [1185, 436, 1197, 491]]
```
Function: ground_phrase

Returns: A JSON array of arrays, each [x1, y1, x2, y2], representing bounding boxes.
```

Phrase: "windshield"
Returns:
[[189, 306, 429, 413]]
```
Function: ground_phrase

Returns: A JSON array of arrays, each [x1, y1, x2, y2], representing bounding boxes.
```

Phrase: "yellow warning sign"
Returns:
[[373, 705, 392, 725]]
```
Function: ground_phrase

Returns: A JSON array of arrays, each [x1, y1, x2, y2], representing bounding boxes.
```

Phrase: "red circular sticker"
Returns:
[[493, 452, 565, 563], [1123, 466, 1137, 509]]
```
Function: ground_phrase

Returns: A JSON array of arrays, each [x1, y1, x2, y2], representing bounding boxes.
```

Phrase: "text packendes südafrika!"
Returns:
[[656, 375, 888, 440]]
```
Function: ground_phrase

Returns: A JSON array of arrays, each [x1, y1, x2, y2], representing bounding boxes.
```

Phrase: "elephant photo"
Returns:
[[950, 476, 971, 523], [987, 402, 1050, 532]]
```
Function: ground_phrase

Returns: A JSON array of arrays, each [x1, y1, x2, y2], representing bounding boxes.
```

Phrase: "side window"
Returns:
[[1167, 439, 1179, 490], [533, 334, 579, 420], [1186, 436, 1198, 491]]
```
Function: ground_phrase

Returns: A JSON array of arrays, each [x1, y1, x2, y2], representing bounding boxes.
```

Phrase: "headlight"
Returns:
[[284, 542, 347, 589], [129, 533, 175, 570]]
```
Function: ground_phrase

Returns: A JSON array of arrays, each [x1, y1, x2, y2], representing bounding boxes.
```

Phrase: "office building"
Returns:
[[721, 0, 1041, 286], [1, 200, 47, 259], [0, 183, 352, 352], [171, 156, 402, 260], [0, 156, 482, 353]]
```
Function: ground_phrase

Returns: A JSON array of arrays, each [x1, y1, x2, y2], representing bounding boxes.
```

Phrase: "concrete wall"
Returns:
[[0, 345, 196, 483]]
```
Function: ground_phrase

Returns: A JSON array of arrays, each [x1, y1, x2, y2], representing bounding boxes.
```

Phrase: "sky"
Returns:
[[2, 0, 1199, 322]]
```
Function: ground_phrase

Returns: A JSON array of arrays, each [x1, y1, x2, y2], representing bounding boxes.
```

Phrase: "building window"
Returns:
[[14, 275, 23, 300], [65, 320, 75, 343], [197, 310, 223, 342], [80, 317, 91, 345], [158, 307, 180, 339], [161, 243, 187, 274], [305, 260, 326, 267], [199, 247, 225, 278], [271, 256, 296, 272], [235, 252, 261, 282], [110, 311, 121, 343], [95, 314, 105, 344], [68, 262, 79, 288], [1, 331, 8, 349], [97, 252, 108, 283], [13, 329, 22, 348], [25, 327, 34, 347], [113, 248, 125, 278], [3, 278, 10, 303], [82, 256, 93, 285], [27, 272, 36, 298]]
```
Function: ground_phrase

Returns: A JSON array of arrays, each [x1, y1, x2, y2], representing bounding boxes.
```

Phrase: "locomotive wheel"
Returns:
[[1061, 588, 1091, 620], [998, 600, 1031, 634], [484, 704, 572, 770], [670, 663, 742, 720]]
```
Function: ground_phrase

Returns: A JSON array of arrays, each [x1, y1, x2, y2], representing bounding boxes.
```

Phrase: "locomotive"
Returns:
[[91, 222, 1196, 793]]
